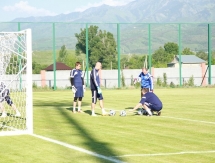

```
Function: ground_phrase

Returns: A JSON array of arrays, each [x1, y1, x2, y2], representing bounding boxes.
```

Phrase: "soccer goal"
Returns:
[[0, 29, 33, 136]]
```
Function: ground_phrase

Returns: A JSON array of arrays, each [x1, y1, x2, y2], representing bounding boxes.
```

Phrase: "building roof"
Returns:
[[44, 62, 72, 71], [176, 55, 206, 63]]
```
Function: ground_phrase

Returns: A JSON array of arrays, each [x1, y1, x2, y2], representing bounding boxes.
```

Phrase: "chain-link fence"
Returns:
[[1, 22, 214, 89]]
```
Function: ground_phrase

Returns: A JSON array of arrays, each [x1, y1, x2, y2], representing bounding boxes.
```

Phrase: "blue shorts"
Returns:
[[91, 90, 103, 104], [74, 85, 84, 97], [145, 103, 162, 111]]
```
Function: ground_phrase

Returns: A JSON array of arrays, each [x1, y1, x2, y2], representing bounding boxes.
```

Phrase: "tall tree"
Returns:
[[164, 42, 179, 55], [58, 45, 68, 62], [75, 25, 117, 69], [196, 50, 207, 61], [182, 47, 195, 55], [152, 46, 174, 68]]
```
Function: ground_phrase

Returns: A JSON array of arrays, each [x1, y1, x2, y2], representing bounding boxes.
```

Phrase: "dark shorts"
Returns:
[[91, 90, 103, 104], [74, 85, 84, 97], [5, 96, 13, 106], [145, 103, 162, 111]]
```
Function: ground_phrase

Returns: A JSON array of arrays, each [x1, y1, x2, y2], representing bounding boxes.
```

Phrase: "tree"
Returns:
[[32, 61, 47, 74], [212, 51, 215, 65], [182, 47, 195, 55], [127, 54, 146, 69], [196, 50, 207, 61], [164, 42, 179, 54], [58, 45, 68, 62], [120, 57, 130, 69], [64, 54, 82, 69], [75, 25, 117, 69], [152, 47, 174, 68]]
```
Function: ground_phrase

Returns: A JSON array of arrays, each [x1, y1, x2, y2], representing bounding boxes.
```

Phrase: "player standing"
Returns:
[[90, 62, 107, 116], [70, 62, 85, 113], [131, 88, 162, 116], [138, 67, 153, 97], [0, 81, 21, 117]]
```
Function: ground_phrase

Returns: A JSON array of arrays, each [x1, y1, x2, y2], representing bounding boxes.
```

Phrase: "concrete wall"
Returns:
[[33, 65, 215, 88]]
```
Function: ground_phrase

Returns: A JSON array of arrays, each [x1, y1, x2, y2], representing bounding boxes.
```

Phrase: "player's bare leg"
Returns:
[[99, 100, 107, 116], [11, 104, 21, 117], [143, 104, 152, 116], [91, 103, 97, 116], [73, 101, 77, 113], [0, 103, 7, 117], [77, 100, 83, 113]]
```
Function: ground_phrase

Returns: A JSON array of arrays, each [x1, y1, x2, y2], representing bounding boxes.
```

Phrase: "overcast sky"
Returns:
[[0, 0, 134, 21]]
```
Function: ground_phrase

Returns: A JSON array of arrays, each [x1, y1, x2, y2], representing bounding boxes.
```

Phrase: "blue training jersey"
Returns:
[[70, 69, 83, 87], [138, 72, 153, 90], [90, 68, 100, 90], [139, 92, 162, 108]]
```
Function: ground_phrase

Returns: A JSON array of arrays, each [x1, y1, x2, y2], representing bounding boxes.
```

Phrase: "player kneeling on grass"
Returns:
[[130, 88, 162, 116], [0, 82, 21, 117]]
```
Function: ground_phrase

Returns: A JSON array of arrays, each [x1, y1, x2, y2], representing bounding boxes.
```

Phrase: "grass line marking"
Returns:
[[32, 134, 125, 163], [85, 106, 215, 123], [161, 116, 215, 125], [113, 150, 215, 157]]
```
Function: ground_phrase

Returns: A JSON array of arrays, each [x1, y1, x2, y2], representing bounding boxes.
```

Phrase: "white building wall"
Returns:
[[32, 66, 215, 88]]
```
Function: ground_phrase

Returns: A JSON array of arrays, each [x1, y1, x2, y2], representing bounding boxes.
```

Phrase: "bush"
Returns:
[[131, 75, 134, 86], [156, 77, 162, 86], [170, 81, 175, 88], [187, 75, 194, 86], [134, 82, 141, 89], [121, 70, 125, 87], [33, 82, 37, 88], [162, 73, 167, 87]]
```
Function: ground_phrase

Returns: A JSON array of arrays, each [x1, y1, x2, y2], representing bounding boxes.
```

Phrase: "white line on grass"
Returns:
[[98, 106, 215, 124], [113, 150, 215, 157], [161, 116, 215, 125], [32, 134, 125, 163], [87, 106, 215, 124]]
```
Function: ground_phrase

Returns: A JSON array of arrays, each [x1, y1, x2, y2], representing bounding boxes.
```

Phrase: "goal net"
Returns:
[[0, 29, 33, 136]]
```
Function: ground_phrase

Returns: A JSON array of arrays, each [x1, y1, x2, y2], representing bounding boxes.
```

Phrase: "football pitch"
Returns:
[[1, 88, 215, 163]]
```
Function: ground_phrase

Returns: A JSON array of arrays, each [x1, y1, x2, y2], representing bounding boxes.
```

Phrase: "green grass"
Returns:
[[1, 88, 215, 163]]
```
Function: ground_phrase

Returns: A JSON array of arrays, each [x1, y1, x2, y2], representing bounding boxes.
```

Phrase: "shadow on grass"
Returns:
[[124, 107, 133, 110], [34, 100, 125, 163]]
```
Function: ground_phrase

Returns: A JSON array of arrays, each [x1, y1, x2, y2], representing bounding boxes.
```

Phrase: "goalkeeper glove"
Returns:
[[72, 86, 77, 94], [83, 85, 86, 92], [97, 86, 102, 94]]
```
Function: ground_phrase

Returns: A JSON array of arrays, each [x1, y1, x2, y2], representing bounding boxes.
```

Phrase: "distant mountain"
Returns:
[[12, 0, 215, 23], [5, 0, 214, 53]]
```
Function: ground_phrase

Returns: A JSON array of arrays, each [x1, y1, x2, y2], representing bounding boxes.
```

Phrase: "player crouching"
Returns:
[[0, 82, 21, 117], [130, 88, 162, 116]]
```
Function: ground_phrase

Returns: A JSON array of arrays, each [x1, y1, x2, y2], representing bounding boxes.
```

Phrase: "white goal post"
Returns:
[[0, 29, 33, 136]]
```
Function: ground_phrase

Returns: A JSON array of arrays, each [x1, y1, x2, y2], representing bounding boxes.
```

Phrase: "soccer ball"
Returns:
[[137, 109, 143, 115], [120, 110, 126, 116], [142, 110, 148, 115], [109, 110, 116, 116]]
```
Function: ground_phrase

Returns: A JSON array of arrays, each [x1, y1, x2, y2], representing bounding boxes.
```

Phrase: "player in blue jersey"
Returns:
[[138, 67, 153, 97], [90, 62, 107, 116], [70, 62, 85, 113], [0, 81, 21, 117], [131, 88, 162, 116]]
